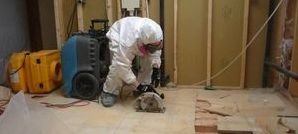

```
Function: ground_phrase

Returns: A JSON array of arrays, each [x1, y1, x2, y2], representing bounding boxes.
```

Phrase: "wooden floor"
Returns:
[[1, 86, 298, 134], [195, 88, 298, 134]]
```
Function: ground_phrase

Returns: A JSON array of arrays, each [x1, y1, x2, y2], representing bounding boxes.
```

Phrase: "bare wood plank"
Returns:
[[211, 0, 245, 86], [145, 0, 149, 17], [246, 0, 269, 87], [106, 0, 113, 26], [77, 1, 84, 31], [141, 0, 148, 17], [53, 0, 64, 50], [203, 107, 232, 116], [211, 86, 241, 90], [177, 85, 204, 89], [117, 0, 121, 19], [177, 1, 208, 85], [240, 0, 250, 88], [289, 0, 298, 96], [173, 0, 178, 84], [207, 0, 213, 86], [268, 0, 288, 87], [218, 116, 256, 134]]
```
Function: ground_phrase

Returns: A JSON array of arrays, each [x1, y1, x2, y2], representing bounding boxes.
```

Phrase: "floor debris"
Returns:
[[195, 89, 298, 134]]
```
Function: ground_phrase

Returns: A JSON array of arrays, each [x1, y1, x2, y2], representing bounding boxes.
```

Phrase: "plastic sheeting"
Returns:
[[0, 91, 72, 134]]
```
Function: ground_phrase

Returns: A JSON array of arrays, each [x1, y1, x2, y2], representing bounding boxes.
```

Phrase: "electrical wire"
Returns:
[[9, 54, 28, 75], [66, 0, 78, 38], [40, 100, 90, 108], [192, 0, 285, 86]]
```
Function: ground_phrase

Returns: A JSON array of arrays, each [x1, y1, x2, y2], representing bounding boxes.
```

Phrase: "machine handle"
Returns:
[[90, 19, 109, 32]]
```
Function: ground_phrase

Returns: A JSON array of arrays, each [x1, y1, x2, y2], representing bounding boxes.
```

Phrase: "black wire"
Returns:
[[66, 1, 78, 38], [9, 54, 28, 75]]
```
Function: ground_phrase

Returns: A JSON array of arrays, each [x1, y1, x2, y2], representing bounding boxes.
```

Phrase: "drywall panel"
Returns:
[[83, 0, 107, 30], [211, 0, 244, 86], [177, 0, 208, 85], [246, 0, 269, 87]]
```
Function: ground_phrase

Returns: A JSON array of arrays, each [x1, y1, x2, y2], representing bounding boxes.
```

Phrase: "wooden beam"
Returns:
[[145, 0, 149, 17], [240, 0, 250, 88], [289, 0, 298, 96], [106, 0, 113, 26], [54, 0, 64, 50], [173, 0, 178, 84], [77, 1, 84, 31], [207, 0, 213, 86], [117, 0, 121, 19], [269, 0, 288, 87], [212, 86, 241, 90], [141, 0, 148, 17]]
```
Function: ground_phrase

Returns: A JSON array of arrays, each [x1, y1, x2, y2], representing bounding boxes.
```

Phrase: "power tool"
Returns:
[[134, 67, 165, 113], [151, 67, 161, 88]]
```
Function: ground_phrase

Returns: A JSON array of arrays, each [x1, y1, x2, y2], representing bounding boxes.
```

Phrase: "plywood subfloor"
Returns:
[[195, 88, 298, 134], [30, 88, 197, 134], [2, 87, 298, 134]]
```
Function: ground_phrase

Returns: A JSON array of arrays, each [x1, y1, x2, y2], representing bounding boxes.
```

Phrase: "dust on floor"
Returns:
[[33, 87, 197, 134], [1, 87, 298, 134], [195, 88, 298, 134]]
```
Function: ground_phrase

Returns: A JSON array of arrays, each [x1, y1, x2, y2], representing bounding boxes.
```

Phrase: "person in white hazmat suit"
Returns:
[[101, 17, 163, 107]]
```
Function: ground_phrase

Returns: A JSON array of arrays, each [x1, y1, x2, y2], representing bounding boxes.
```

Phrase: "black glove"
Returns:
[[133, 84, 164, 99], [151, 67, 160, 88], [133, 85, 152, 97]]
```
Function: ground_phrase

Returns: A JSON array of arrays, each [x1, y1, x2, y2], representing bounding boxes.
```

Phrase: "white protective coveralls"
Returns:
[[103, 17, 163, 95]]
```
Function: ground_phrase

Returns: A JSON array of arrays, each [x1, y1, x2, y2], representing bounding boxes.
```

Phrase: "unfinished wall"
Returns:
[[177, 0, 208, 85], [289, 14, 298, 96], [289, 19, 298, 96], [27, 0, 59, 50], [83, 0, 107, 30], [148, 0, 160, 23], [51, 0, 270, 88], [62, 0, 78, 39], [246, 0, 269, 87], [163, 0, 269, 87], [288, 0, 298, 96], [211, 0, 244, 87], [268, 0, 288, 87], [268, 0, 298, 96], [164, 0, 175, 83], [39, 0, 57, 49]]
